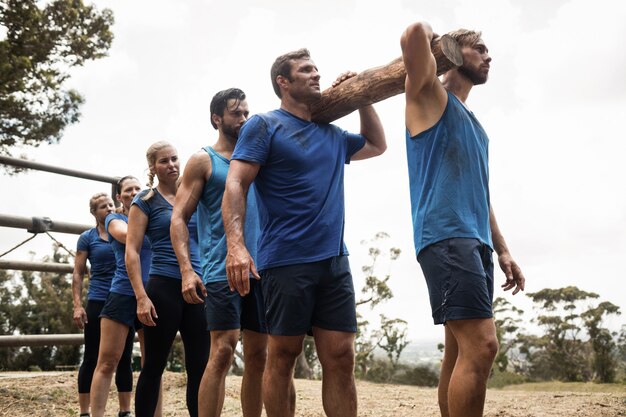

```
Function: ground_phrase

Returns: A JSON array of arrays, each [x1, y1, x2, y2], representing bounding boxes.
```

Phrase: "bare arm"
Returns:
[[125, 206, 157, 326], [351, 105, 387, 161], [71, 250, 89, 329], [401, 21, 448, 136], [490, 206, 525, 295], [171, 151, 210, 304], [329, 71, 386, 161], [222, 159, 260, 296]]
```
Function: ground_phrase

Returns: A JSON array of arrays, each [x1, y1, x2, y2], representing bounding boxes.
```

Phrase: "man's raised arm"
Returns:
[[401, 22, 449, 136]]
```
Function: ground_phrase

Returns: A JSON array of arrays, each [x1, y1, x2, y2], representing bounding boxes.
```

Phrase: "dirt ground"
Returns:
[[0, 371, 624, 417]]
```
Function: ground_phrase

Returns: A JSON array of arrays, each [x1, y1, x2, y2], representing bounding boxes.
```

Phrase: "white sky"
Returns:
[[1, 0, 625, 343]]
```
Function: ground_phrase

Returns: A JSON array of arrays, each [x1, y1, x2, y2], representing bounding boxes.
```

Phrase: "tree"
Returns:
[[581, 301, 621, 382], [0, 0, 114, 157], [353, 232, 407, 381], [0, 246, 80, 371], [520, 286, 621, 382], [492, 296, 524, 373]]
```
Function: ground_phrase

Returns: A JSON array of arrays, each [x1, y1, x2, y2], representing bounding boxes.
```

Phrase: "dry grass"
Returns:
[[0, 371, 624, 416]]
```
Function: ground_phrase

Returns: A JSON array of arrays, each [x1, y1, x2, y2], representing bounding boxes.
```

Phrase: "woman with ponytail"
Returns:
[[126, 141, 209, 417], [72, 192, 134, 417]]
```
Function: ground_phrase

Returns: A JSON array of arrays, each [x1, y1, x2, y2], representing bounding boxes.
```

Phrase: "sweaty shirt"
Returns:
[[197, 146, 260, 283], [105, 213, 152, 296], [232, 109, 365, 271], [76, 227, 116, 301], [406, 91, 492, 256], [132, 189, 201, 279]]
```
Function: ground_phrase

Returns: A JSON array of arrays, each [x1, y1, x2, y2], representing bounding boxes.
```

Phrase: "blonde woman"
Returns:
[[89, 176, 161, 417], [72, 192, 133, 417], [126, 141, 209, 417]]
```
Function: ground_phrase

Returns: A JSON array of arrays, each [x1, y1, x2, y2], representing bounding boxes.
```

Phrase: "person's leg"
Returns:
[[90, 318, 131, 417], [136, 328, 164, 417], [312, 328, 357, 417], [135, 277, 180, 417], [263, 335, 305, 417], [115, 324, 135, 414], [438, 325, 458, 417], [445, 318, 498, 417], [179, 298, 210, 417], [198, 330, 239, 417], [241, 330, 268, 417], [78, 300, 104, 415]]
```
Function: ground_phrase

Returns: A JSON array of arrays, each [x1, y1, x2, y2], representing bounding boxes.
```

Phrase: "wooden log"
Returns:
[[310, 35, 463, 123]]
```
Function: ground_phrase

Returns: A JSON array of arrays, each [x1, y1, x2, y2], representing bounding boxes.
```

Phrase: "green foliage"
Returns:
[[354, 232, 407, 380], [493, 297, 524, 373], [0, 246, 80, 371], [0, 0, 113, 157], [512, 286, 622, 383]]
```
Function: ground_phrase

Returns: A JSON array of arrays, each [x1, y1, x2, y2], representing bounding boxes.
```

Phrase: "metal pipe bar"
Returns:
[[0, 333, 181, 347], [0, 214, 91, 235], [0, 260, 75, 274], [0, 155, 120, 184]]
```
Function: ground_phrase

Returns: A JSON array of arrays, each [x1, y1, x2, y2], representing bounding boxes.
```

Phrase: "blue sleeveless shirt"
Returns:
[[197, 146, 260, 283], [406, 91, 492, 256]]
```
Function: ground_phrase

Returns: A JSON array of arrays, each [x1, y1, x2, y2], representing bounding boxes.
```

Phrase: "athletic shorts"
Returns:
[[417, 238, 494, 325], [100, 291, 142, 329], [260, 256, 357, 336], [204, 279, 267, 333]]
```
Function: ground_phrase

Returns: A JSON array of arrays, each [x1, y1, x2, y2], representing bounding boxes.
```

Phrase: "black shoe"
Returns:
[[118, 412, 132, 417]]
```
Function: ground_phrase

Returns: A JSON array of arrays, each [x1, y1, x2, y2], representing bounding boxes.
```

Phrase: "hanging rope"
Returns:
[[0, 234, 38, 258], [45, 232, 76, 258]]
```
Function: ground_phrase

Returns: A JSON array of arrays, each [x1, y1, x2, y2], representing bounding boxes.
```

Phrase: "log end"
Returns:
[[440, 34, 463, 67]]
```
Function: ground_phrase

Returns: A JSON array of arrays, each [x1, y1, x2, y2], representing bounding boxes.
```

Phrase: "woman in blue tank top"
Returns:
[[89, 176, 162, 417], [72, 192, 133, 417], [126, 141, 209, 417]]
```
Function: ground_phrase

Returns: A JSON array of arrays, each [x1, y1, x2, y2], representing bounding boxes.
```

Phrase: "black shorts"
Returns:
[[418, 238, 494, 325], [260, 256, 357, 336], [204, 279, 266, 333], [100, 292, 142, 329]]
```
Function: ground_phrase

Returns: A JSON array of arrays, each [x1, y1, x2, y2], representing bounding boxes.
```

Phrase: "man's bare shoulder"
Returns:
[[183, 148, 212, 180]]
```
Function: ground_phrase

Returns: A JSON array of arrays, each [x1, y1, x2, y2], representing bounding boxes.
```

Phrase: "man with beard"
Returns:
[[170, 88, 267, 417], [401, 22, 526, 417], [222, 49, 386, 417]]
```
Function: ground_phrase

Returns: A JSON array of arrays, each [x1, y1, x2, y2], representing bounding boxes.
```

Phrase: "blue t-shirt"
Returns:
[[76, 227, 116, 301], [132, 189, 201, 280], [406, 91, 492, 256], [197, 146, 260, 283], [232, 109, 366, 270], [105, 213, 152, 296]]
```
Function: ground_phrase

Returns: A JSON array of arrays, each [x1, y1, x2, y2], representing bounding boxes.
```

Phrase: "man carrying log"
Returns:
[[401, 22, 526, 417], [222, 48, 386, 417]]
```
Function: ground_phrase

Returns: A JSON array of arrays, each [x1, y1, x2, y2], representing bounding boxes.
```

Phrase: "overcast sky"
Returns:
[[1, 0, 625, 343]]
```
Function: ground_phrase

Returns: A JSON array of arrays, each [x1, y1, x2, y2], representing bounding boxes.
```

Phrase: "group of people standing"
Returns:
[[72, 20, 525, 417]]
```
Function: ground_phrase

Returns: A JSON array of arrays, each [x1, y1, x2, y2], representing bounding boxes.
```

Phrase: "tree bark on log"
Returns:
[[310, 35, 463, 124]]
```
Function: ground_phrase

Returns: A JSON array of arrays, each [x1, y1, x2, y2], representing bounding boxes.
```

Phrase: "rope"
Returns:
[[45, 232, 76, 258], [0, 234, 38, 258]]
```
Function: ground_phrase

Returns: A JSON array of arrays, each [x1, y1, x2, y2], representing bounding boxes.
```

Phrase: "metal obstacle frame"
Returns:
[[0, 155, 120, 348]]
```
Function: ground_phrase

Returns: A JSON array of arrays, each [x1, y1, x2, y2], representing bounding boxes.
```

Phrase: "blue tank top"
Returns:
[[105, 213, 152, 296], [132, 189, 201, 280], [76, 227, 116, 301], [197, 146, 260, 283], [405, 91, 492, 256]]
